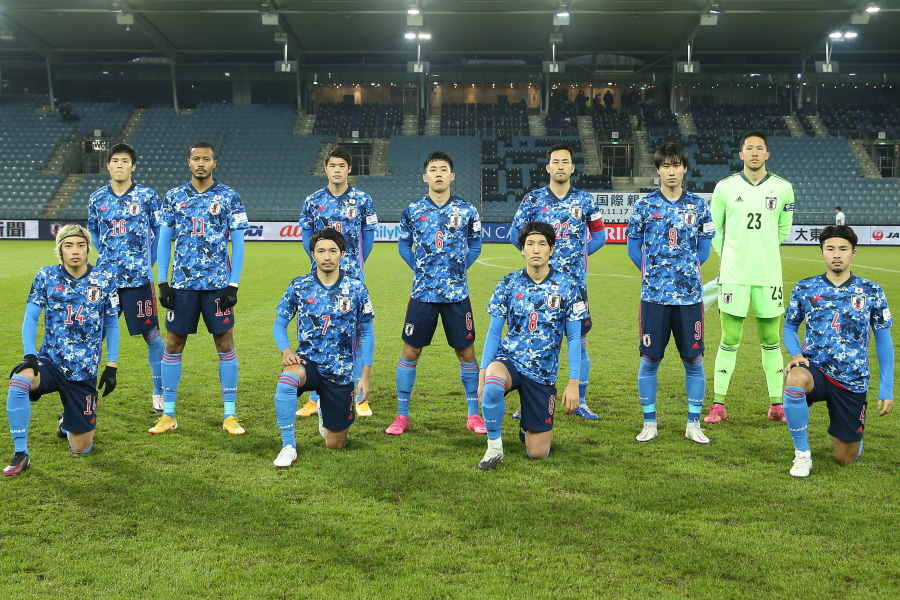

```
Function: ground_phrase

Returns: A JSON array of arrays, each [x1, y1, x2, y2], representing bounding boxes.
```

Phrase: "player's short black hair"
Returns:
[[739, 131, 768, 149], [546, 143, 575, 162], [835, 206, 842, 211], [188, 141, 216, 159], [310, 227, 347, 253], [653, 142, 689, 170], [325, 146, 352, 167], [423, 151, 453, 172], [518, 221, 556, 249], [819, 225, 857, 249], [107, 142, 136, 164]]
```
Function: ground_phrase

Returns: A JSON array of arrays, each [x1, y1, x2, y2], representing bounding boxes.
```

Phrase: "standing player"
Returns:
[[5, 225, 119, 476], [705, 131, 795, 424], [149, 142, 249, 435], [477, 222, 583, 470], [88, 142, 164, 413], [296, 146, 378, 418], [384, 151, 484, 436], [781, 226, 893, 477], [626, 142, 715, 444], [509, 143, 606, 420], [271, 228, 375, 467]]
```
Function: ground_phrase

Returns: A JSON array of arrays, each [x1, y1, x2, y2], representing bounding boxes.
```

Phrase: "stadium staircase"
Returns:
[[784, 114, 806, 137], [401, 114, 418, 135], [676, 113, 697, 136], [631, 118, 656, 179], [528, 114, 546, 136], [370, 139, 390, 175], [848, 139, 882, 178], [807, 114, 829, 136], [119, 108, 145, 143], [42, 174, 83, 219], [311, 141, 336, 174], [40, 139, 78, 174], [425, 115, 440, 136], [294, 113, 315, 136], [576, 116, 601, 175]]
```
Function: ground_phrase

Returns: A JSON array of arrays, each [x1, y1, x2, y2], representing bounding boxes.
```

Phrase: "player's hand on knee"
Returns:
[[786, 354, 809, 371], [218, 284, 239, 309], [158, 282, 176, 309], [562, 379, 580, 414], [878, 398, 893, 416], [9, 353, 39, 379], [281, 349, 301, 367], [98, 365, 117, 397]]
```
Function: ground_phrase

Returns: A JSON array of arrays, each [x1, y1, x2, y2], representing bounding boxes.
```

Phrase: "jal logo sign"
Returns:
[[871, 229, 900, 243], [872, 230, 884, 241]]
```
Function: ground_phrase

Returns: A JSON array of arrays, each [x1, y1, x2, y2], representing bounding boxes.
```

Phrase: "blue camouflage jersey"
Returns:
[[786, 274, 893, 393], [160, 181, 249, 290], [511, 186, 604, 283], [488, 269, 585, 385], [300, 186, 378, 281], [626, 189, 715, 305], [276, 272, 375, 385], [27, 264, 119, 381], [88, 183, 161, 288], [400, 195, 481, 303]]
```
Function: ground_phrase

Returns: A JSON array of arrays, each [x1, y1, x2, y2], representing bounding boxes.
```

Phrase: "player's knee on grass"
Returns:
[[283, 363, 307, 384], [9, 366, 39, 388], [785, 365, 813, 390], [832, 438, 859, 466], [401, 343, 422, 362], [324, 429, 348, 450], [525, 430, 552, 459], [165, 332, 187, 354], [68, 431, 94, 453]]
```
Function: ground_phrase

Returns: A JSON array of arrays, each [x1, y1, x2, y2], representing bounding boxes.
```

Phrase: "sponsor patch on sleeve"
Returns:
[[703, 222, 716, 233], [363, 300, 374, 315], [783, 203, 795, 212], [366, 214, 378, 225], [884, 308, 892, 321], [233, 212, 249, 224], [110, 291, 120, 308], [572, 300, 586, 315], [472, 220, 482, 232]]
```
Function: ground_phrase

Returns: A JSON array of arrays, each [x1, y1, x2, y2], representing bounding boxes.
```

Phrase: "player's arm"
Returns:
[[87, 202, 101, 252], [710, 184, 726, 255], [398, 208, 415, 270], [874, 328, 894, 415], [148, 191, 161, 268], [21, 302, 41, 358], [301, 226, 314, 259], [155, 224, 176, 309], [778, 185, 795, 243], [356, 319, 375, 401], [625, 204, 644, 269], [362, 229, 375, 261], [586, 197, 606, 255], [465, 210, 483, 268], [299, 198, 314, 260], [362, 195, 378, 262], [626, 236, 643, 270], [562, 319, 582, 414], [508, 195, 532, 249], [97, 294, 120, 396], [698, 237, 712, 264], [274, 287, 300, 366], [783, 289, 807, 369]]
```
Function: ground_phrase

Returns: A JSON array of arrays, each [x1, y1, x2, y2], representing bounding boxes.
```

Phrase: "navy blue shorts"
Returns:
[[495, 357, 555, 433], [638, 301, 704, 361], [402, 297, 475, 350], [164, 288, 235, 336], [579, 285, 593, 336], [805, 365, 868, 443], [297, 358, 355, 433], [28, 359, 98, 434], [118, 283, 159, 336]]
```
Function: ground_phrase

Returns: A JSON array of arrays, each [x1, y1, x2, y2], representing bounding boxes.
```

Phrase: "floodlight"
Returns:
[[408, 8, 420, 15], [843, 30, 858, 39], [417, 32, 431, 40], [829, 31, 844, 39], [865, 3, 880, 14], [708, 2, 722, 14], [404, 31, 416, 40]]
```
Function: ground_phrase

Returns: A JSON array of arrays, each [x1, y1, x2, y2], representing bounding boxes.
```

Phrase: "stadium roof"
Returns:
[[1, 1, 900, 71]]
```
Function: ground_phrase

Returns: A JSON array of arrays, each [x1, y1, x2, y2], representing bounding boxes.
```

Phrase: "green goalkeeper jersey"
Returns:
[[711, 171, 795, 286]]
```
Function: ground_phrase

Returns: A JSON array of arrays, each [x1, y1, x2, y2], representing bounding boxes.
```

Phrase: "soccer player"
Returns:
[[706, 131, 795, 424], [781, 226, 893, 477], [271, 228, 375, 467], [626, 142, 715, 444], [88, 142, 164, 413], [296, 146, 378, 418], [834, 206, 846, 226], [477, 221, 583, 470], [509, 143, 605, 420], [4, 225, 119, 476], [149, 142, 249, 435], [384, 151, 484, 436]]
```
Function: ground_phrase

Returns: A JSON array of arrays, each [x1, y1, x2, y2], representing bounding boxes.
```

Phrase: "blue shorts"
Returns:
[[402, 297, 475, 350], [118, 283, 159, 336], [164, 288, 235, 336], [298, 358, 355, 433], [638, 301, 704, 361], [805, 365, 868, 443], [495, 357, 555, 433], [579, 285, 593, 336], [29, 359, 98, 434]]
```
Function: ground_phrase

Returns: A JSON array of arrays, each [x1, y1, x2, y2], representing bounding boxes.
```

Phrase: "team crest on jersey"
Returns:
[[765, 193, 777, 211], [345, 206, 358, 219], [448, 212, 463, 229], [87, 286, 101, 303], [851, 295, 866, 311], [347, 197, 356, 205], [128, 202, 141, 216], [684, 211, 696, 226], [546, 293, 561, 309], [404, 322, 415, 336], [570, 205, 582, 220], [337, 296, 352, 313], [723, 292, 733, 304], [209, 201, 222, 216]]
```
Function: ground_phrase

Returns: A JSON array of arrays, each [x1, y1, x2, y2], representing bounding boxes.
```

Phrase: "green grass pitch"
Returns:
[[1, 240, 898, 599]]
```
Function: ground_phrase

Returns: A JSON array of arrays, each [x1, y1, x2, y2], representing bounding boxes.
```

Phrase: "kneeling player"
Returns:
[[477, 222, 582, 470], [5, 225, 119, 476], [781, 226, 893, 477], [271, 228, 374, 468]]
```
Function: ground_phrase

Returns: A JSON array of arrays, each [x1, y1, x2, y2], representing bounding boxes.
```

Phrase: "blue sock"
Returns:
[[218, 350, 238, 418], [460, 361, 479, 416], [275, 372, 300, 447], [161, 352, 182, 417], [683, 358, 705, 423], [482, 377, 506, 441], [396, 358, 417, 416], [783, 385, 810, 452], [7, 375, 32, 454], [579, 342, 590, 406], [145, 330, 164, 395], [638, 356, 659, 422]]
